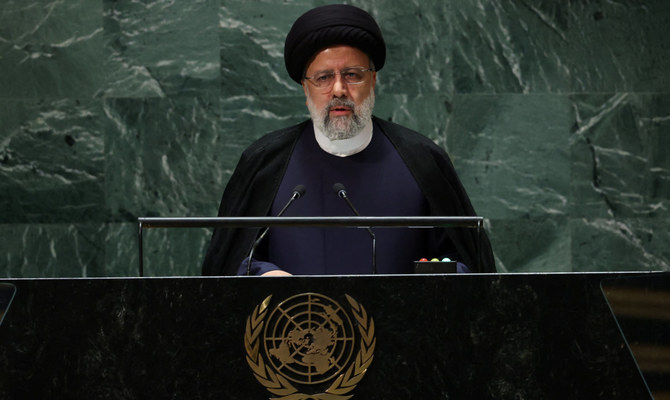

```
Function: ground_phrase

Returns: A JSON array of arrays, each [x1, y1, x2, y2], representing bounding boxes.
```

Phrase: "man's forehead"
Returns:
[[305, 46, 371, 72]]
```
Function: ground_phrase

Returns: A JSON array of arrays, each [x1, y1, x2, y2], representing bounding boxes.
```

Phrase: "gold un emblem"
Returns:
[[244, 293, 375, 400]]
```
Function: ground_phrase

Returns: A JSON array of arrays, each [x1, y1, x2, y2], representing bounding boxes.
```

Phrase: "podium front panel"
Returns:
[[0, 274, 653, 399]]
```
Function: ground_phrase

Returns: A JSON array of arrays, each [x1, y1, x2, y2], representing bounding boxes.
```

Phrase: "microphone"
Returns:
[[246, 184, 306, 275], [332, 183, 377, 274]]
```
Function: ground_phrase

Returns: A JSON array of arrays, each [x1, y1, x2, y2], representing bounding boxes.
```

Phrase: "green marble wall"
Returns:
[[1, 0, 669, 277]]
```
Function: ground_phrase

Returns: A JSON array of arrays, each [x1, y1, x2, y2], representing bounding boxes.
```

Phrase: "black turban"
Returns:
[[284, 4, 386, 84]]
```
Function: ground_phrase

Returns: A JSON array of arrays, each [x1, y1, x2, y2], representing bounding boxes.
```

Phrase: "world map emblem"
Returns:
[[244, 293, 375, 400]]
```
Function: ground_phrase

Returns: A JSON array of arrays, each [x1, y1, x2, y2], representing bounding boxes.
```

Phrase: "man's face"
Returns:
[[302, 45, 377, 140]]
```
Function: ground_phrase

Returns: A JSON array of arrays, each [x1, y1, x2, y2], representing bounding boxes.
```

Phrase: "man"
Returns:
[[202, 4, 495, 276]]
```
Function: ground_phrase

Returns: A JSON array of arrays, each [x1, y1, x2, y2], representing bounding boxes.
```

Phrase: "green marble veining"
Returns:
[[1, 0, 669, 277], [101, 0, 220, 98], [0, 223, 104, 278], [0, 99, 104, 223], [448, 94, 570, 219], [0, 1, 104, 98], [373, 94, 452, 146], [572, 218, 670, 271], [487, 217, 570, 273], [452, 1, 670, 93], [570, 94, 670, 219], [105, 222, 208, 277], [103, 95, 225, 220]]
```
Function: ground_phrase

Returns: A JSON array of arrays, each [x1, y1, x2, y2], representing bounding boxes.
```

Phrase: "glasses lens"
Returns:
[[312, 72, 334, 87], [342, 68, 366, 84]]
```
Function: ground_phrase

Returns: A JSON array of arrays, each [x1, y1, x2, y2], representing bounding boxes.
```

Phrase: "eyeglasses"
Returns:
[[303, 67, 374, 88]]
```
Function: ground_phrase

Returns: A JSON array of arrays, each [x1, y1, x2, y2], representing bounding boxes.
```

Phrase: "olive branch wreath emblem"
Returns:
[[244, 294, 375, 400]]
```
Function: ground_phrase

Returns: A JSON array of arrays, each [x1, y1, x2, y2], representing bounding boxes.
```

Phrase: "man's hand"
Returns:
[[261, 270, 293, 276]]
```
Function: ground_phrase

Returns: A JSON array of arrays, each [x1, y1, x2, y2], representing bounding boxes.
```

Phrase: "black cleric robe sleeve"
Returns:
[[201, 121, 307, 276], [375, 117, 496, 273]]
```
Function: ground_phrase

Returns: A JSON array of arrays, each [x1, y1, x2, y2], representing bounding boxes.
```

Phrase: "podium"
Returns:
[[0, 273, 655, 399]]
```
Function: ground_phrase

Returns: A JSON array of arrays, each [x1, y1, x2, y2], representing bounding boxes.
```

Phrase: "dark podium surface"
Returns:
[[0, 273, 657, 399]]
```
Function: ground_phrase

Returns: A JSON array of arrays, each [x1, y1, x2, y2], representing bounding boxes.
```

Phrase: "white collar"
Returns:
[[312, 118, 374, 157]]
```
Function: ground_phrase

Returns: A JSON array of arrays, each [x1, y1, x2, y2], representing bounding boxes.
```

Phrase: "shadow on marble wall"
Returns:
[[0, 0, 669, 277]]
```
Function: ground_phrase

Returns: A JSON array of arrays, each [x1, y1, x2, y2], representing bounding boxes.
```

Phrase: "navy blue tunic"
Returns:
[[242, 123, 432, 275]]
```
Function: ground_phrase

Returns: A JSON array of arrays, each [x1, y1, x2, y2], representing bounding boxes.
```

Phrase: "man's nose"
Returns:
[[331, 74, 347, 97]]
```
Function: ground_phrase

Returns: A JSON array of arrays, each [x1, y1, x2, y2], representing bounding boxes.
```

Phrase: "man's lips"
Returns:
[[329, 106, 352, 115]]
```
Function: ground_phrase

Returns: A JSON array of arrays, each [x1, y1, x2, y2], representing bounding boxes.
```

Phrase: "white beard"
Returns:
[[307, 91, 375, 141]]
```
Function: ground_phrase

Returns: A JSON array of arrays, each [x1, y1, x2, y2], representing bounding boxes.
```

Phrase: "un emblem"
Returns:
[[244, 293, 375, 400]]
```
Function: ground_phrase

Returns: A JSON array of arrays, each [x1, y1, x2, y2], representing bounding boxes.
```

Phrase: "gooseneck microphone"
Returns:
[[246, 184, 306, 275], [332, 183, 377, 274]]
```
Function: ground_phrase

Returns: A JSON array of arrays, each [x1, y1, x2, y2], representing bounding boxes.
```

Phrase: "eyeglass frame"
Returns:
[[303, 67, 375, 88]]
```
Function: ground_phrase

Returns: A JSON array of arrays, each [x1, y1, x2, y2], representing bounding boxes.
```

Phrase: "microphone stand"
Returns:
[[334, 183, 377, 274], [247, 185, 305, 275]]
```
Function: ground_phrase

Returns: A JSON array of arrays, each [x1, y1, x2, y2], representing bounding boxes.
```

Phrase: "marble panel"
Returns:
[[487, 217, 570, 273], [357, 0, 452, 96], [0, 0, 104, 98], [570, 94, 670, 219], [373, 93, 450, 147], [217, 94, 308, 146], [572, 217, 670, 272], [103, 94, 307, 222], [103, 95, 226, 220], [447, 94, 570, 219], [0, 223, 105, 278], [103, 223, 137, 277], [220, 1, 310, 97], [565, 1, 670, 93], [0, 99, 105, 223], [452, 1, 571, 93], [101, 0, 219, 98], [452, 1, 670, 93], [105, 222, 209, 277]]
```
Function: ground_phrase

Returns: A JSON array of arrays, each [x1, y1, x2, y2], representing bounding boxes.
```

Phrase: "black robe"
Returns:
[[202, 117, 496, 275]]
